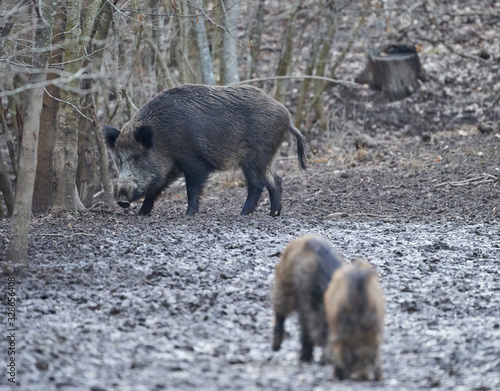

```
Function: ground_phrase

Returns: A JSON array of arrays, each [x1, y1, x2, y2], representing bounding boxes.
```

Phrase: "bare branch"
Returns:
[[231, 75, 362, 89], [44, 87, 93, 121]]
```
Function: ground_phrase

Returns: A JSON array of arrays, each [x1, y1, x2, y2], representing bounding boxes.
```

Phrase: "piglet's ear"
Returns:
[[103, 125, 120, 149], [134, 125, 153, 150]]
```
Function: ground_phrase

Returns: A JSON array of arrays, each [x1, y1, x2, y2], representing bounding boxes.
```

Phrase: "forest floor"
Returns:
[[1, 1, 500, 390], [0, 127, 499, 391]]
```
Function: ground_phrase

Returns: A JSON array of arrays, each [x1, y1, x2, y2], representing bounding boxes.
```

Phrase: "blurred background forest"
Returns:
[[0, 0, 499, 261]]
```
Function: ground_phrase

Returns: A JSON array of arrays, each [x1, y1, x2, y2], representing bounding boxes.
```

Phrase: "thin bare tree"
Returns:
[[221, 0, 240, 84], [6, 2, 55, 264], [193, 1, 216, 85], [52, 0, 98, 213], [275, 0, 301, 103]]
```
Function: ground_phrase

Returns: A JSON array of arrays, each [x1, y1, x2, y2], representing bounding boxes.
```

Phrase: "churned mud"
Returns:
[[0, 130, 499, 391]]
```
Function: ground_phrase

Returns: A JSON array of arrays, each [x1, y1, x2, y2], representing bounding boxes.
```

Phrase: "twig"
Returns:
[[37, 232, 97, 237], [44, 88, 93, 121], [444, 43, 490, 65], [231, 75, 361, 89], [0, 68, 89, 98], [434, 174, 498, 188], [194, 0, 248, 47]]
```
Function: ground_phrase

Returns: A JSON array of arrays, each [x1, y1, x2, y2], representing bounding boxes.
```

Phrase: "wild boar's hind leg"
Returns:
[[240, 164, 266, 216], [266, 171, 282, 217], [298, 310, 314, 362], [272, 313, 286, 351]]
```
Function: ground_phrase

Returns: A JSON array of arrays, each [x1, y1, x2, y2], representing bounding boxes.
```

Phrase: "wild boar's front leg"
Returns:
[[182, 159, 213, 216], [138, 195, 156, 215], [138, 168, 181, 215]]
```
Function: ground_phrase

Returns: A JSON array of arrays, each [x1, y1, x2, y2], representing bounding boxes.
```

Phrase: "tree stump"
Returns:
[[355, 45, 426, 100]]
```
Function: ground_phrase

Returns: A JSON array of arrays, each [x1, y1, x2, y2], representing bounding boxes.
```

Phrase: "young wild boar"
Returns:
[[103, 84, 306, 216], [324, 259, 385, 381], [272, 235, 344, 362]]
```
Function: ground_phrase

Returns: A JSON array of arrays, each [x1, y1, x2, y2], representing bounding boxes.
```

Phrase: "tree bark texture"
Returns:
[[7, 5, 53, 263], [53, 0, 85, 213], [356, 45, 425, 100], [246, 0, 265, 79], [77, 0, 112, 208], [221, 0, 240, 85], [194, 5, 216, 85], [32, 7, 66, 215], [313, 4, 338, 127], [174, 1, 198, 84], [89, 0, 117, 207], [0, 148, 13, 216], [275, 0, 301, 103]]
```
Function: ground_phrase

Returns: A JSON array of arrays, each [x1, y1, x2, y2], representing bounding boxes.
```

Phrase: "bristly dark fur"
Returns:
[[133, 126, 154, 149], [325, 260, 385, 381], [103, 125, 120, 149], [272, 235, 344, 362], [103, 84, 306, 216]]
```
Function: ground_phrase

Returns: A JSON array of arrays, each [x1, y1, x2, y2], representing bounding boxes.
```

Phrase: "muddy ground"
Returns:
[[0, 128, 499, 391]]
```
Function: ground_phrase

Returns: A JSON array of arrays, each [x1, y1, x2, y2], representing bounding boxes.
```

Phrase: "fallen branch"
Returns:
[[434, 173, 498, 188], [444, 43, 490, 65]]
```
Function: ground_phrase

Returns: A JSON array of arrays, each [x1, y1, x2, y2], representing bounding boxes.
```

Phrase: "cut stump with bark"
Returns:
[[355, 45, 426, 100]]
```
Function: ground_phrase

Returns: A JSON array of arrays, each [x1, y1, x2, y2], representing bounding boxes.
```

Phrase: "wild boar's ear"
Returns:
[[134, 125, 154, 150], [103, 125, 120, 149]]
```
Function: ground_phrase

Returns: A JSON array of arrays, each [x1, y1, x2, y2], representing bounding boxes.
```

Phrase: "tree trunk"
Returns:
[[52, 0, 85, 213], [355, 45, 425, 100], [313, 4, 338, 128], [275, 0, 301, 103], [193, 4, 216, 85], [295, 31, 322, 129], [6, 4, 53, 264], [76, 0, 109, 208], [89, 0, 117, 207], [246, 0, 265, 79], [77, 109, 100, 208], [174, 1, 198, 84], [33, 7, 66, 215], [0, 108, 14, 217], [0, 149, 13, 217], [221, 0, 240, 85]]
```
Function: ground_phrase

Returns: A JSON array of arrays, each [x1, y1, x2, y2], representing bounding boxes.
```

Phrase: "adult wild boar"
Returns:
[[104, 84, 306, 216], [324, 259, 385, 381], [272, 235, 344, 362]]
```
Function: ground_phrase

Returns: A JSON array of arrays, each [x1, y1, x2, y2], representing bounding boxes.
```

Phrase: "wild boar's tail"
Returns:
[[289, 125, 307, 170]]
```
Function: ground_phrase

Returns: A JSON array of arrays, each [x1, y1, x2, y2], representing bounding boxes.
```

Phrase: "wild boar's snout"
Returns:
[[117, 192, 130, 208], [115, 167, 138, 208]]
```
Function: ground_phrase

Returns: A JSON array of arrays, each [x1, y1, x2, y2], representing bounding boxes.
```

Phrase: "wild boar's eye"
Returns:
[[132, 155, 140, 163]]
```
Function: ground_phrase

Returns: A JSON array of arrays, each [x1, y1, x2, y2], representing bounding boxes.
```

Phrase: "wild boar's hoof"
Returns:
[[269, 207, 282, 217], [186, 207, 198, 216], [272, 335, 283, 351]]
